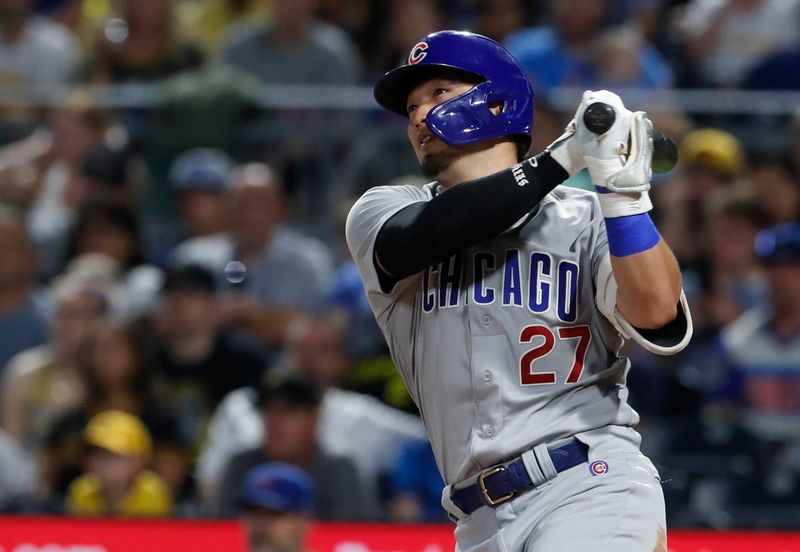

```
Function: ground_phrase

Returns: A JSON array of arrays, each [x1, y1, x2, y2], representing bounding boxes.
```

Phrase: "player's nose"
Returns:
[[411, 102, 433, 129]]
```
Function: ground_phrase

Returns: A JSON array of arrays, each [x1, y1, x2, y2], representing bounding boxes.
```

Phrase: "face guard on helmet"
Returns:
[[374, 30, 534, 151]]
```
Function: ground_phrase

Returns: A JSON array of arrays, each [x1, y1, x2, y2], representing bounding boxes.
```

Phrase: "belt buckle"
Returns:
[[478, 466, 513, 506]]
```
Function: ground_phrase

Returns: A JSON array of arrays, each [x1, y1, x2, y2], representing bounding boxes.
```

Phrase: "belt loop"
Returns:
[[533, 442, 558, 481], [441, 483, 469, 522], [521, 449, 546, 487]]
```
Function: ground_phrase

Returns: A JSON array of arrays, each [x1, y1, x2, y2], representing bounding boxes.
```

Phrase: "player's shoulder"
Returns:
[[352, 180, 435, 207], [346, 181, 434, 235]]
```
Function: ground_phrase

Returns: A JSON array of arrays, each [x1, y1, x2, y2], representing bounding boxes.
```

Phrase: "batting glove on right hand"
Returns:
[[575, 90, 655, 217]]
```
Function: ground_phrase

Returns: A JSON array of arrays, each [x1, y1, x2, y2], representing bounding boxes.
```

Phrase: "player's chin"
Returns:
[[420, 151, 457, 179]]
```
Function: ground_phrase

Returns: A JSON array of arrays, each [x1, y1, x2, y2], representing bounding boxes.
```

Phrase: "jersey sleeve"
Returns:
[[345, 184, 431, 326], [592, 218, 693, 356]]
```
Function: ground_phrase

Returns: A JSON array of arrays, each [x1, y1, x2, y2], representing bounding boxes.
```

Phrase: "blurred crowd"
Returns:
[[0, 0, 798, 534]]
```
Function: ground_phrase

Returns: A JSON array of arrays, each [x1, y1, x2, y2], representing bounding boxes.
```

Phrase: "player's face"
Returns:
[[406, 78, 476, 178]]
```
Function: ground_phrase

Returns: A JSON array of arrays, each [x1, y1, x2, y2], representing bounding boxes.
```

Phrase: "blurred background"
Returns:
[[0, 0, 798, 542]]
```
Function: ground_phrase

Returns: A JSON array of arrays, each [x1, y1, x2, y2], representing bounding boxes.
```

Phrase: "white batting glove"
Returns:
[[575, 90, 654, 217], [545, 120, 583, 177]]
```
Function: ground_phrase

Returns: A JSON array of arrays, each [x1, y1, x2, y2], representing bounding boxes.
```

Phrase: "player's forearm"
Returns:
[[612, 239, 682, 329], [375, 152, 568, 279]]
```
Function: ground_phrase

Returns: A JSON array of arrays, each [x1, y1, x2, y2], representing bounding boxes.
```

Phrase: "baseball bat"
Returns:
[[582, 102, 678, 174]]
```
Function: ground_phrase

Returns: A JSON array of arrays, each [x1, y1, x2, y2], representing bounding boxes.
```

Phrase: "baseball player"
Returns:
[[346, 31, 692, 551]]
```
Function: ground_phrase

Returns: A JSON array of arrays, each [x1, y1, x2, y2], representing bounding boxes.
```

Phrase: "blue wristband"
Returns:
[[605, 213, 660, 257]]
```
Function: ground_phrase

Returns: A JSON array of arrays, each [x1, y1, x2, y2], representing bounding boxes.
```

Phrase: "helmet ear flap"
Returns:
[[427, 80, 533, 150]]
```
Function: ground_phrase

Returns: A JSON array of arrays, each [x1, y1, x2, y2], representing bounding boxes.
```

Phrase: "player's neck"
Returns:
[[437, 141, 518, 189]]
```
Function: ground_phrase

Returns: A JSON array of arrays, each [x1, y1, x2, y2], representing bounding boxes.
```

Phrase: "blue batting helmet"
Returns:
[[755, 222, 800, 264], [374, 30, 534, 150]]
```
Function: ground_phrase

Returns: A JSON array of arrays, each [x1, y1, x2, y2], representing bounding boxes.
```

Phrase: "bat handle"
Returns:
[[581, 102, 678, 174]]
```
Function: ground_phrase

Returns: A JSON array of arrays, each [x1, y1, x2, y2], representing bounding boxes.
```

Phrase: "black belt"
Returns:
[[451, 439, 589, 515]]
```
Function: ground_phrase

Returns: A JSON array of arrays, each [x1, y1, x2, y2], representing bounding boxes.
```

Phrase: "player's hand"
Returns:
[[544, 118, 583, 177], [574, 90, 655, 218], [575, 90, 653, 194]]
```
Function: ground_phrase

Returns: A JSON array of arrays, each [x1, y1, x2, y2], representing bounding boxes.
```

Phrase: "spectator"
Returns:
[[66, 410, 173, 517], [1, 274, 108, 452], [169, 147, 234, 240], [0, 0, 81, 141], [22, 96, 119, 277], [473, 0, 537, 45], [88, 0, 204, 84], [316, 0, 386, 70], [678, 0, 800, 87], [593, 25, 673, 89], [176, 0, 267, 56], [197, 314, 424, 513], [215, 374, 371, 520], [152, 264, 268, 449], [701, 188, 769, 328], [371, 0, 443, 79], [239, 462, 314, 552], [0, 206, 49, 373], [0, 428, 37, 512], [63, 200, 162, 320], [173, 163, 335, 345], [656, 128, 746, 270], [749, 155, 800, 224], [388, 439, 445, 523], [711, 223, 800, 448], [0, 0, 80, 87], [77, 142, 144, 208], [220, 0, 360, 228], [44, 322, 189, 498], [221, 0, 360, 87], [505, 0, 673, 93]]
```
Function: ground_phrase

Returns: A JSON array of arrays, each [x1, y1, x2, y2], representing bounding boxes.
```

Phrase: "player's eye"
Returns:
[[435, 87, 448, 95], [407, 104, 417, 115]]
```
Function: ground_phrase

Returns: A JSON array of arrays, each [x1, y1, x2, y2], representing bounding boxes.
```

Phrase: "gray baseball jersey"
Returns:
[[346, 181, 691, 488]]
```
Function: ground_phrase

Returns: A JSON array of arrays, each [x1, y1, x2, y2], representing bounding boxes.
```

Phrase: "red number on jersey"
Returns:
[[519, 325, 592, 386], [558, 326, 592, 383], [519, 325, 556, 385]]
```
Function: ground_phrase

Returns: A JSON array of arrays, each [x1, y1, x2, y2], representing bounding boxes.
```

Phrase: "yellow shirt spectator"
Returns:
[[177, 0, 269, 55], [67, 470, 173, 517]]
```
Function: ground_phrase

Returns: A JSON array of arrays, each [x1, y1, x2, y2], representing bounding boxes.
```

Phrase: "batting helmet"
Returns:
[[374, 30, 534, 151], [755, 222, 800, 264]]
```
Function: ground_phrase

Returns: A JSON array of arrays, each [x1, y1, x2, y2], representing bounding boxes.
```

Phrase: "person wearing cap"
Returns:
[[710, 223, 800, 446], [196, 314, 423, 514], [153, 264, 269, 448], [216, 374, 370, 520], [169, 147, 234, 240], [656, 128, 746, 271], [65, 410, 173, 517], [239, 462, 315, 552]]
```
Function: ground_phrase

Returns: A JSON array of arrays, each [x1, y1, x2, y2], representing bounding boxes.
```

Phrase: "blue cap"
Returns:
[[169, 148, 233, 192], [240, 463, 315, 515], [755, 222, 800, 264]]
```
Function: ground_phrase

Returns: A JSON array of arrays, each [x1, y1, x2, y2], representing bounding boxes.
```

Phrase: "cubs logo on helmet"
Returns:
[[408, 41, 429, 65]]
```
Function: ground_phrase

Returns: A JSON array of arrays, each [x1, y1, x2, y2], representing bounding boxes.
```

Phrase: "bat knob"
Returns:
[[582, 102, 616, 135]]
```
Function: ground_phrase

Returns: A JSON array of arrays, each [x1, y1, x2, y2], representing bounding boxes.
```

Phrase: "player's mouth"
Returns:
[[418, 131, 434, 149]]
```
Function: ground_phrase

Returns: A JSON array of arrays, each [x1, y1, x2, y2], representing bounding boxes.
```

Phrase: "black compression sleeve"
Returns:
[[375, 152, 568, 283]]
